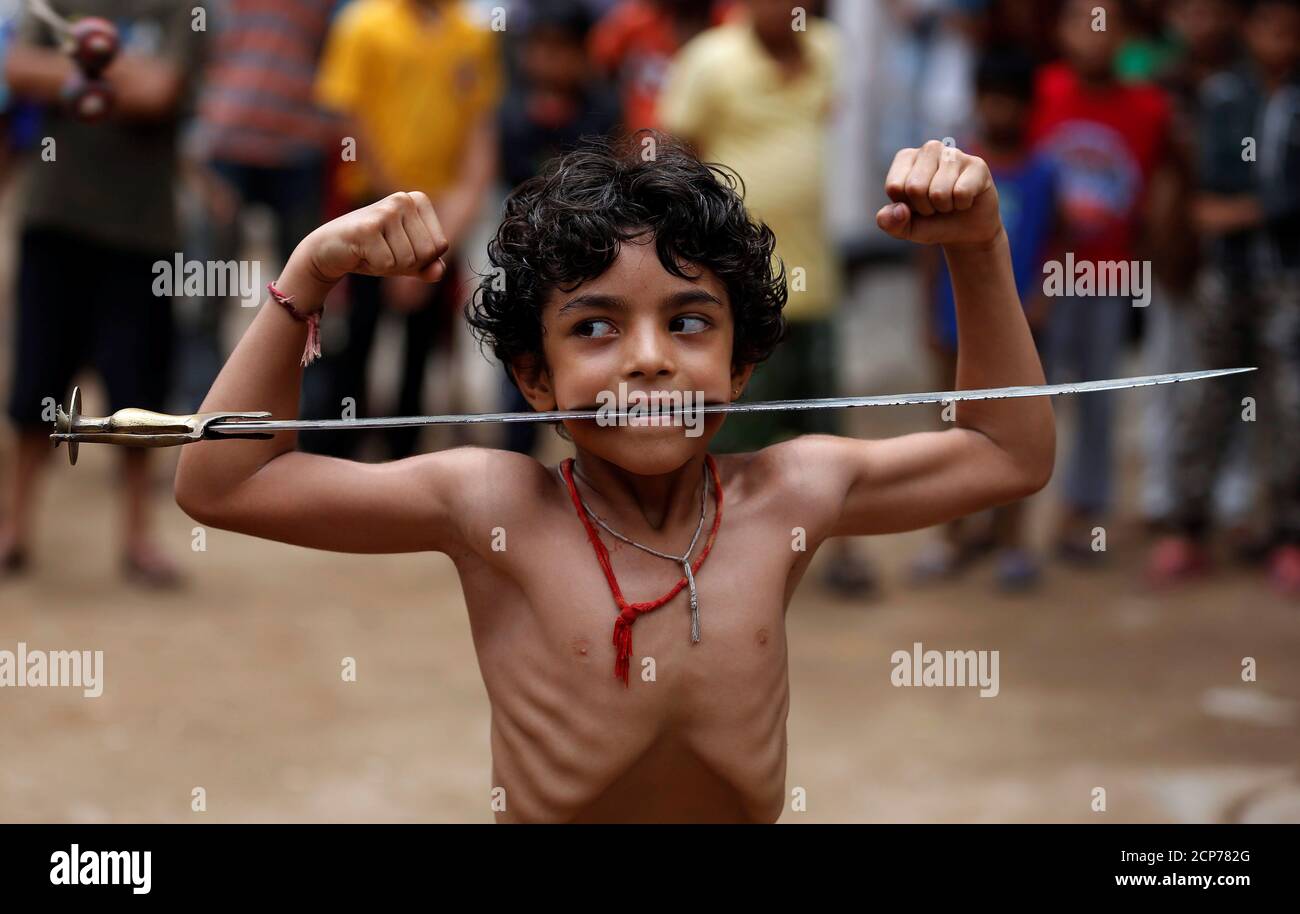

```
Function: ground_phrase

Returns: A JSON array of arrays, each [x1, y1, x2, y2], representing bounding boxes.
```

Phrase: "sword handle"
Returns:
[[50, 386, 273, 466]]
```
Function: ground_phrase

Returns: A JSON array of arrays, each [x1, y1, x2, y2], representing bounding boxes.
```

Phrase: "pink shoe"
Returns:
[[1146, 536, 1210, 588], [1267, 545, 1300, 598]]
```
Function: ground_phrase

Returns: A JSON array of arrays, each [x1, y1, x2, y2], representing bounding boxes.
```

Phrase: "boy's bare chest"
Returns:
[[456, 489, 807, 700], [451, 487, 804, 820]]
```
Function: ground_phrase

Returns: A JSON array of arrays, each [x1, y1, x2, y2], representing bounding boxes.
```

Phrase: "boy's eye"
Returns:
[[671, 315, 709, 333], [575, 319, 616, 338]]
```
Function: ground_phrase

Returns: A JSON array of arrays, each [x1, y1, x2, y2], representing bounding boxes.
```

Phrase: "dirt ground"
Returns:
[[1, 189, 1297, 824], [4, 383, 1298, 824]]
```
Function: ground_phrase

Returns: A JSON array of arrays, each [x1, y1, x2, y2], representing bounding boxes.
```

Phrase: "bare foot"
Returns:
[[0, 525, 30, 577], [122, 540, 185, 590]]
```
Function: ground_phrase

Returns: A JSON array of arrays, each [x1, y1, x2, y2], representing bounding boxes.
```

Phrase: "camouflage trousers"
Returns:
[[1169, 270, 1300, 545]]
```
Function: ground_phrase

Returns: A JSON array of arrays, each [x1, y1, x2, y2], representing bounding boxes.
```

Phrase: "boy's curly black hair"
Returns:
[[465, 131, 788, 391]]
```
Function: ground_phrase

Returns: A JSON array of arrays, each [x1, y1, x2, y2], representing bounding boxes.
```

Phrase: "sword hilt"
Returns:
[[50, 386, 274, 465]]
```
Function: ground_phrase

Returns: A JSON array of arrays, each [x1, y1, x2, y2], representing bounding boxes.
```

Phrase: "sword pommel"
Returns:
[[50, 386, 273, 465]]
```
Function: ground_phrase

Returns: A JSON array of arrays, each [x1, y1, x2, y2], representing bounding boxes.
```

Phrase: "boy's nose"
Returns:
[[622, 326, 676, 380]]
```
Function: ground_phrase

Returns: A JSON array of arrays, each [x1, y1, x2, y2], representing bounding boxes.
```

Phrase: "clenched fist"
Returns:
[[877, 141, 1002, 248], [299, 191, 449, 286]]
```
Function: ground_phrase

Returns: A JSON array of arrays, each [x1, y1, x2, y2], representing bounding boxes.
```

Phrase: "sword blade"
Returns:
[[205, 368, 1254, 435]]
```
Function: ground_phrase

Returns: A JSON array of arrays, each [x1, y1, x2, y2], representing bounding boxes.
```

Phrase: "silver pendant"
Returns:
[[684, 561, 700, 643]]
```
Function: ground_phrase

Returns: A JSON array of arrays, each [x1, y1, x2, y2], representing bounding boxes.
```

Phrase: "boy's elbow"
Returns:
[[173, 467, 228, 528], [988, 422, 1055, 502], [173, 476, 213, 526], [1019, 457, 1054, 499], [1015, 426, 1057, 497]]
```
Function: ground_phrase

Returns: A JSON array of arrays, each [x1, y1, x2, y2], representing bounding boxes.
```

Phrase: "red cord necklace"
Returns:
[[560, 455, 724, 687]]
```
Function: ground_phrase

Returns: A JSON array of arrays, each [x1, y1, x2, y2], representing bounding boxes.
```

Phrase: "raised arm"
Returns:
[[173, 192, 481, 554], [785, 141, 1055, 538]]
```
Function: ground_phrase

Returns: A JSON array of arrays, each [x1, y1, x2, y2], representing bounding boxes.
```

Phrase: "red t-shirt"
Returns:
[[1028, 62, 1171, 264]]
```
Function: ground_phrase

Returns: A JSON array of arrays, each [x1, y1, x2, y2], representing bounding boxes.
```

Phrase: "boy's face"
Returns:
[[518, 237, 752, 475], [976, 91, 1030, 148], [1245, 2, 1300, 74], [521, 26, 588, 92], [1168, 0, 1236, 59], [1058, 0, 1125, 81], [747, 0, 798, 42]]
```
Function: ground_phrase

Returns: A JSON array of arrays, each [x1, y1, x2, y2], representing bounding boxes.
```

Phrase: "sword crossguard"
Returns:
[[50, 386, 274, 465]]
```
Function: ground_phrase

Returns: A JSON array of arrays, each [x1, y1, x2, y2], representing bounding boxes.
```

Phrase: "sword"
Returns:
[[49, 367, 1255, 466]]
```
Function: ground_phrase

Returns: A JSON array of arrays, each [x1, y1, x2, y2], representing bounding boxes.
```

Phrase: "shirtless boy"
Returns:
[[174, 136, 1056, 823]]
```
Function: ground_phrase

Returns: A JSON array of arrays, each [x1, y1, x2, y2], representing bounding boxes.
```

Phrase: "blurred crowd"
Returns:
[[0, 0, 1297, 598]]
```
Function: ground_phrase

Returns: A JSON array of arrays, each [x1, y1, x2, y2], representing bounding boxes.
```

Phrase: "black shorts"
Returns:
[[7, 227, 174, 427]]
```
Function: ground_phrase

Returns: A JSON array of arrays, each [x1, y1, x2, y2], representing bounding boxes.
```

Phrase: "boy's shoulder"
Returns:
[[670, 20, 838, 90], [332, 0, 483, 38], [676, 21, 750, 65], [419, 444, 558, 519], [714, 434, 857, 523], [1036, 61, 1168, 111], [803, 17, 842, 60], [330, 0, 392, 30]]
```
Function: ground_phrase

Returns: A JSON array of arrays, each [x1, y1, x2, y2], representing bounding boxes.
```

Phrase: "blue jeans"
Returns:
[[208, 156, 325, 260], [1044, 295, 1130, 515]]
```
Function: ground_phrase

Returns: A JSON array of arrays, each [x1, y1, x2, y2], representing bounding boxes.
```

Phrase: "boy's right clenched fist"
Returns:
[[298, 192, 449, 286]]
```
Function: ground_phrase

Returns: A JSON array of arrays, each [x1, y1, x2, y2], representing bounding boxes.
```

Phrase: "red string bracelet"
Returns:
[[267, 280, 323, 367]]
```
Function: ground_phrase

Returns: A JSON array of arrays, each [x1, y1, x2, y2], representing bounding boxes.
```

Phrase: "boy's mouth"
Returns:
[[627, 400, 689, 425], [590, 386, 709, 428]]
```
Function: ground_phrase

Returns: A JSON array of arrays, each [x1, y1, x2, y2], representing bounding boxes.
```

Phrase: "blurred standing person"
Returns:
[[911, 49, 1060, 592], [0, 0, 22, 194], [1, 1, 206, 585], [1149, 0, 1300, 595], [589, 0, 727, 133], [194, 0, 336, 261], [1028, 0, 1172, 560], [1116, 0, 1184, 80], [877, 0, 981, 159], [1138, 0, 1256, 538], [500, 1, 619, 189], [974, 0, 1067, 59], [496, 0, 620, 456], [180, 0, 339, 411], [659, 0, 878, 597], [308, 0, 501, 460]]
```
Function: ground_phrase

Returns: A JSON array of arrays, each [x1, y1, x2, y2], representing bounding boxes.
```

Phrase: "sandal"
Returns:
[[1, 541, 29, 577]]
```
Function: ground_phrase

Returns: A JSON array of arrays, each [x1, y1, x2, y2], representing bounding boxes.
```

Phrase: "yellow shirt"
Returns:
[[316, 0, 502, 201], [659, 20, 841, 320]]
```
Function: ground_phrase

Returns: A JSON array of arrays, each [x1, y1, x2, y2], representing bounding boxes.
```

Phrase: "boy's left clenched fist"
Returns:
[[877, 141, 1003, 249]]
